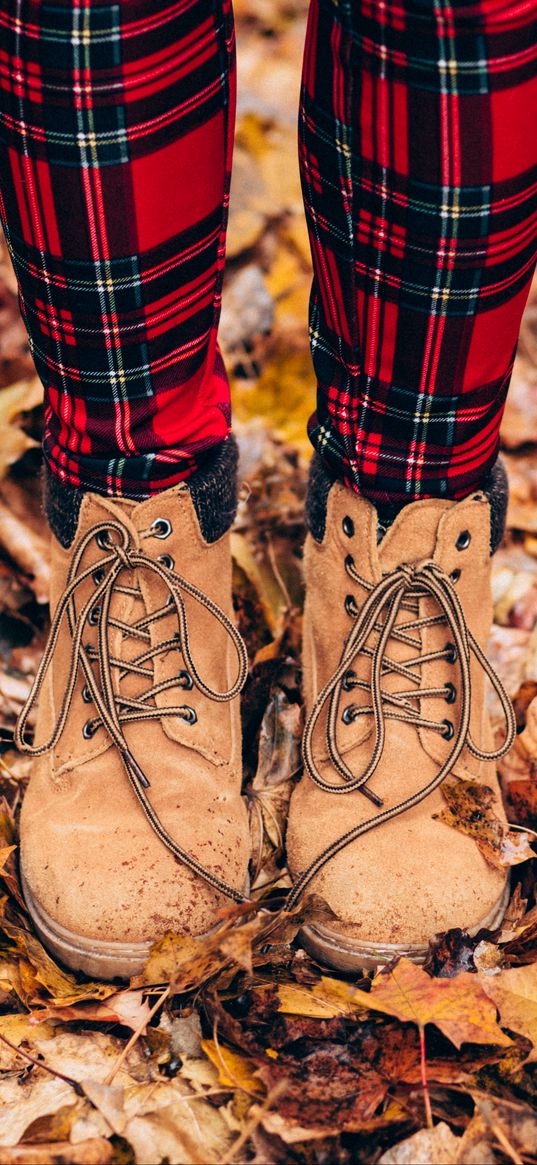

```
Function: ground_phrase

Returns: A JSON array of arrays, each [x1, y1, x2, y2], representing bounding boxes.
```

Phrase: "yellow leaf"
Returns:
[[356, 958, 513, 1050], [479, 962, 537, 1061], [201, 1039, 264, 1095], [277, 976, 370, 1019]]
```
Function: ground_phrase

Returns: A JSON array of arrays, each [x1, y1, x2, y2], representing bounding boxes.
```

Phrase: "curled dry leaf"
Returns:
[[492, 545, 537, 629], [501, 351, 537, 452], [248, 683, 302, 892], [434, 776, 535, 869], [0, 921, 118, 1007], [0, 378, 42, 478], [132, 905, 268, 992], [276, 976, 371, 1019], [0, 496, 50, 603], [35, 989, 152, 1033], [498, 692, 537, 826], [378, 1121, 463, 1165], [479, 961, 537, 1062], [201, 1038, 265, 1095], [0, 1137, 115, 1164]]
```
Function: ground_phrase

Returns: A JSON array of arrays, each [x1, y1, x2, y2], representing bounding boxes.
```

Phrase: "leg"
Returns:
[[0, 0, 235, 497], [288, 0, 536, 965], [301, 0, 537, 503], [1, 1, 251, 977]]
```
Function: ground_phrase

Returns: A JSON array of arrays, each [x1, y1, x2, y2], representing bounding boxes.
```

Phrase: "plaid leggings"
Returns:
[[0, 2, 536, 502]]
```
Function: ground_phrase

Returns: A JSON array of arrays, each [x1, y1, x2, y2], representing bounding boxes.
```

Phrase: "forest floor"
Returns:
[[0, 2, 536, 1162]]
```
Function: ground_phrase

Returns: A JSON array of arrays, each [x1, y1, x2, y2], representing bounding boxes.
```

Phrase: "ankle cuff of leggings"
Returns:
[[306, 453, 508, 554], [43, 436, 239, 549]]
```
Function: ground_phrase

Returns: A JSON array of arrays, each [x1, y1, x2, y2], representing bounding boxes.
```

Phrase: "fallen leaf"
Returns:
[[434, 777, 535, 868], [0, 378, 42, 479], [0, 1140, 114, 1164], [1, 922, 118, 1006], [201, 1038, 264, 1094], [276, 977, 369, 1019], [343, 958, 512, 1050], [379, 1122, 462, 1165], [479, 961, 537, 1061]]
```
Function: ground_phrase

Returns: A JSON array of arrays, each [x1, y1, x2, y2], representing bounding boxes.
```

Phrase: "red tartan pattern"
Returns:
[[303, 0, 537, 500], [0, 1, 536, 500]]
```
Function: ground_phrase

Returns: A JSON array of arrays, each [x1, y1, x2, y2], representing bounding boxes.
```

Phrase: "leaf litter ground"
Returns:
[[0, 2, 537, 1162]]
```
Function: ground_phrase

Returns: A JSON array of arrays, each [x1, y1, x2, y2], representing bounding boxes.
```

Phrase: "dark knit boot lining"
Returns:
[[43, 436, 239, 550], [306, 453, 508, 555]]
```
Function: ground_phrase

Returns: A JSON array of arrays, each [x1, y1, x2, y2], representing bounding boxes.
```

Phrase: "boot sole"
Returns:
[[299, 879, 510, 973], [22, 872, 151, 979]]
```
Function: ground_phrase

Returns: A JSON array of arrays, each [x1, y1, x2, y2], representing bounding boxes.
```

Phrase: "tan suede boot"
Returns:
[[286, 463, 516, 970], [17, 443, 251, 978]]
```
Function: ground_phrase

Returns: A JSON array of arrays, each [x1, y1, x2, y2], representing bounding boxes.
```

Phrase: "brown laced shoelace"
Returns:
[[286, 553, 516, 910], [15, 516, 250, 904]]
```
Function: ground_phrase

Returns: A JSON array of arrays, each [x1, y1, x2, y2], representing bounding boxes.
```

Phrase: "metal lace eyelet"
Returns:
[[450, 569, 461, 583], [88, 605, 100, 626], [442, 719, 454, 741], [151, 518, 172, 540], [82, 720, 97, 740], [444, 682, 457, 705], [96, 531, 112, 550], [342, 669, 356, 692], [345, 594, 358, 617], [445, 642, 457, 665], [166, 593, 174, 607], [158, 553, 175, 570], [179, 670, 193, 691], [344, 553, 354, 571], [342, 705, 357, 725], [92, 568, 105, 585], [342, 516, 354, 538], [456, 530, 471, 551], [181, 706, 197, 725], [81, 685, 92, 704]]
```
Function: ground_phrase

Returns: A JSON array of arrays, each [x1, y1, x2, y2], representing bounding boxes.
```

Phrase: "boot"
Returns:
[[17, 440, 251, 979], [286, 459, 515, 971]]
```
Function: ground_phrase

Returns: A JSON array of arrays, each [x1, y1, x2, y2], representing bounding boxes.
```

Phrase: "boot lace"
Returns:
[[287, 552, 516, 909], [16, 516, 249, 904]]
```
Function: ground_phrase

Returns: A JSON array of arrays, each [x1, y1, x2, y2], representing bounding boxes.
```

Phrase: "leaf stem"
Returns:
[[419, 1024, 433, 1130]]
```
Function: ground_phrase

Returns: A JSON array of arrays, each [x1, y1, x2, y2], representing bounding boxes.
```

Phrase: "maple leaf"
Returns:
[[361, 959, 513, 1049], [278, 959, 512, 1051], [479, 962, 537, 1061], [360, 958, 511, 1050]]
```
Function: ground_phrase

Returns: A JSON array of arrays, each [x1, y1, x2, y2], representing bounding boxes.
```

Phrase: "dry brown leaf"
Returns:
[[0, 1078, 75, 1147], [501, 352, 537, 451], [498, 693, 537, 825], [434, 776, 535, 868], [120, 1078, 235, 1165], [0, 378, 42, 478], [1, 922, 117, 1007], [133, 907, 265, 991], [0, 498, 50, 603], [248, 686, 301, 892], [0, 1140, 114, 1164], [35, 989, 151, 1032], [479, 961, 537, 1061], [378, 1122, 463, 1165]]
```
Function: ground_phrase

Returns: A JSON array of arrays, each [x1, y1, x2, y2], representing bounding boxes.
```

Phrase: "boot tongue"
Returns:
[[376, 499, 451, 573]]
